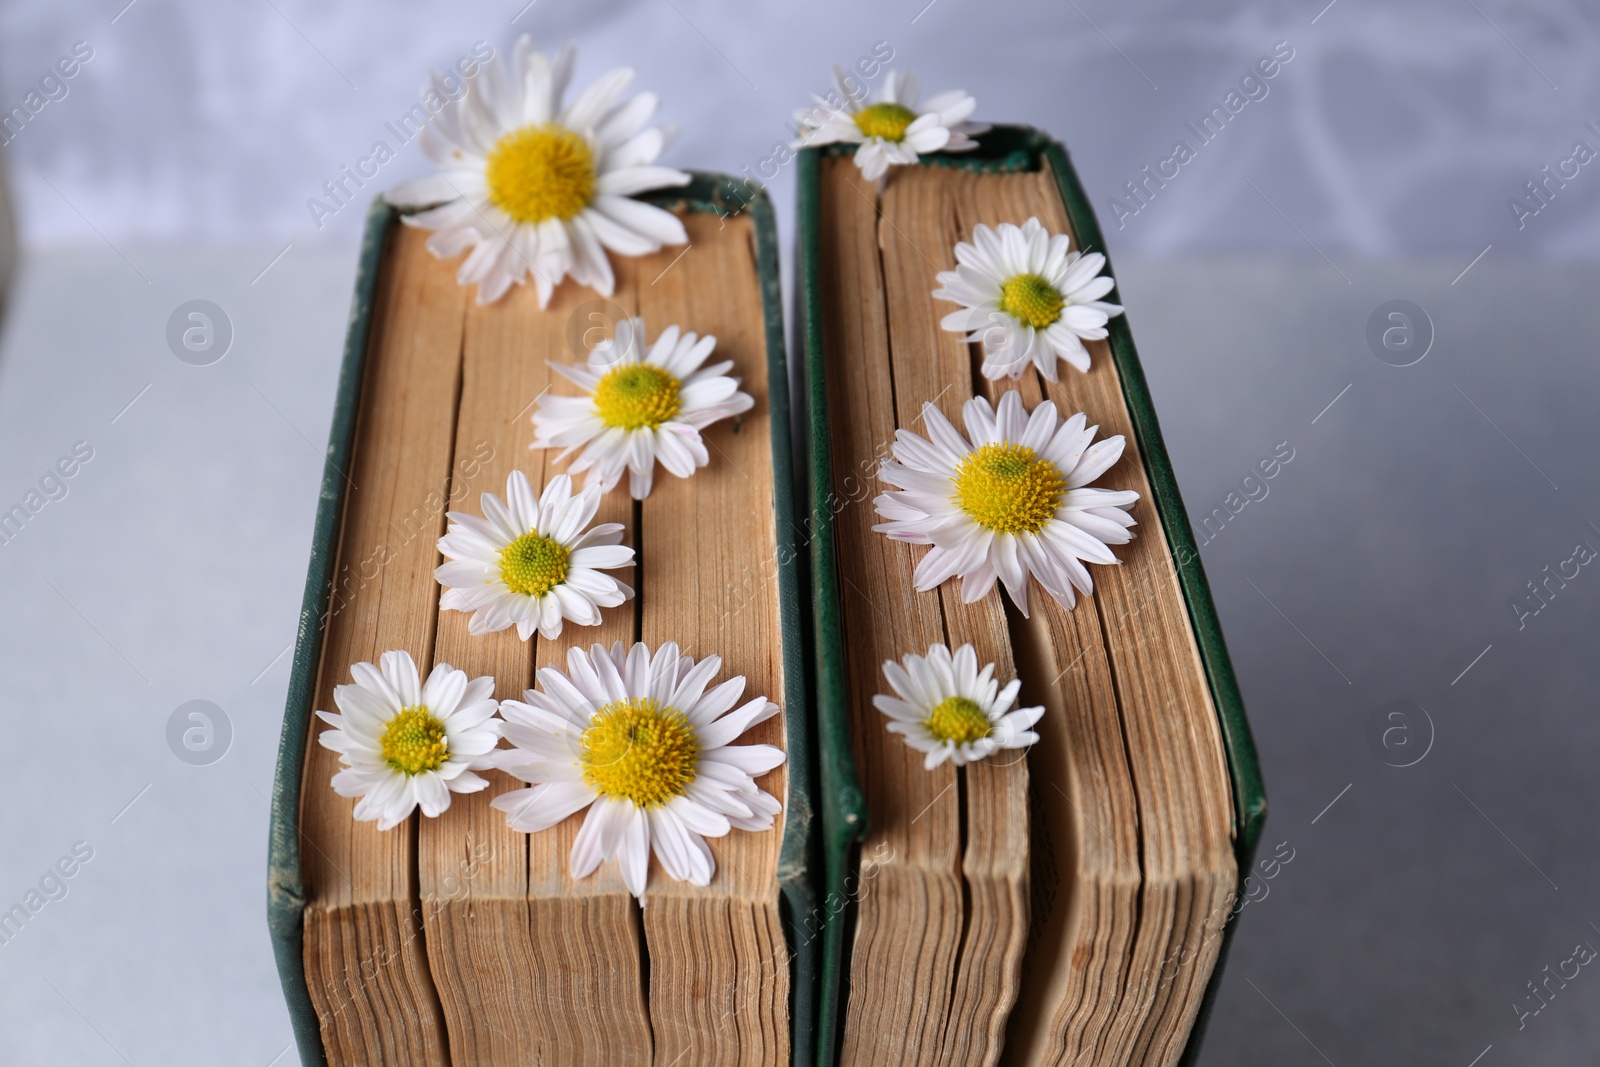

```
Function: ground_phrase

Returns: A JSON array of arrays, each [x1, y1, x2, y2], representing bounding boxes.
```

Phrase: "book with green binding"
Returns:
[[268, 176, 818, 1067], [793, 126, 1266, 1066]]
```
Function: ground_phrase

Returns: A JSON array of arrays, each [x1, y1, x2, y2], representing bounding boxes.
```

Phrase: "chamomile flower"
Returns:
[[491, 641, 785, 902], [384, 36, 691, 306], [531, 316, 755, 500], [874, 390, 1139, 615], [875, 643, 1044, 769], [435, 470, 634, 641], [315, 651, 501, 831], [934, 218, 1125, 380], [793, 69, 987, 180]]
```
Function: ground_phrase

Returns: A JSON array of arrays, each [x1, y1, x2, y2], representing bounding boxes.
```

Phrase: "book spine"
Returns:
[[266, 196, 394, 1067], [794, 143, 872, 1067], [739, 176, 822, 1067]]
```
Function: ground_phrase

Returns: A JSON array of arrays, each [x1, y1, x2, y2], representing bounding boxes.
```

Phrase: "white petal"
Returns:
[[386, 173, 469, 207], [618, 805, 651, 900], [593, 196, 688, 248], [702, 743, 786, 778]]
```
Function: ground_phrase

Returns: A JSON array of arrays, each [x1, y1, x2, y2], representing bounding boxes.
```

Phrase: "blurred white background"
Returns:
[[1, 0, 1597, 256], [0, 2, 1598, 1066]]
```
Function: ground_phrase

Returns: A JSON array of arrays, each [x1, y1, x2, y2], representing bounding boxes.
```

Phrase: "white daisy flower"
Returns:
[[531, 316, 755, 500], [933, 218, 1125, 380], [491, 641, 785, 902], [875, 643, 1044, 770], [385, 36, 691, 307], [435, 470, 634, 642], [874, 390, 1139, 615], [793, 68, 987, 181], [315, 651, 502, 831]]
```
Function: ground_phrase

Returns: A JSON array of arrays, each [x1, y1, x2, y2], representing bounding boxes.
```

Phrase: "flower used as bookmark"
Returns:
[[316, 651, 501, 831], [386, 36, 691, 306], [934, 218, 1124, 380], [793, 68, 986, 180], [875, 643, 1044, 769], [491, 641, 784, 902], [532, 317, 754, 500], [435, 470, 634, 641], [874, 390, 1139, 614]]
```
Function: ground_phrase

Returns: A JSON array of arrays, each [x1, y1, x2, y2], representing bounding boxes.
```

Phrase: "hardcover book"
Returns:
[[793, 126, 1266, 1066], [267, 177, 817, 1067]]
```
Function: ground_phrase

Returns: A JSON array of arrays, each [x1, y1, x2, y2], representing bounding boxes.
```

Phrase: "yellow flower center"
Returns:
[[925, 696, 992, 745], [998, 273, 1065, 329], [854, 102, 918, 142], [380, 707, 449, 776], [499, 531, 571, 597], [484, 122, 597, 225], [952, 442, 1066, 535], [593, 363, 682, 430], [580, 698, 700, 808]]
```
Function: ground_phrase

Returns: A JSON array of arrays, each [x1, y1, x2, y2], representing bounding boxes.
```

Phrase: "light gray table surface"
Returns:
[[0, 244, 1594, 1066]]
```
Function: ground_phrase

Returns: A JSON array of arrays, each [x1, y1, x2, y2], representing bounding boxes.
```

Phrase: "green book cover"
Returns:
[[266, 176, 819, 1067], [791, 125, 1267, 1066]]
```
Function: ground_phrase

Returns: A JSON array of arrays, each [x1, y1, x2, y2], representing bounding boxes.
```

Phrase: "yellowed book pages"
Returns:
[[298, 206, 790, 1066], [817, 155, 1236, 1067]]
